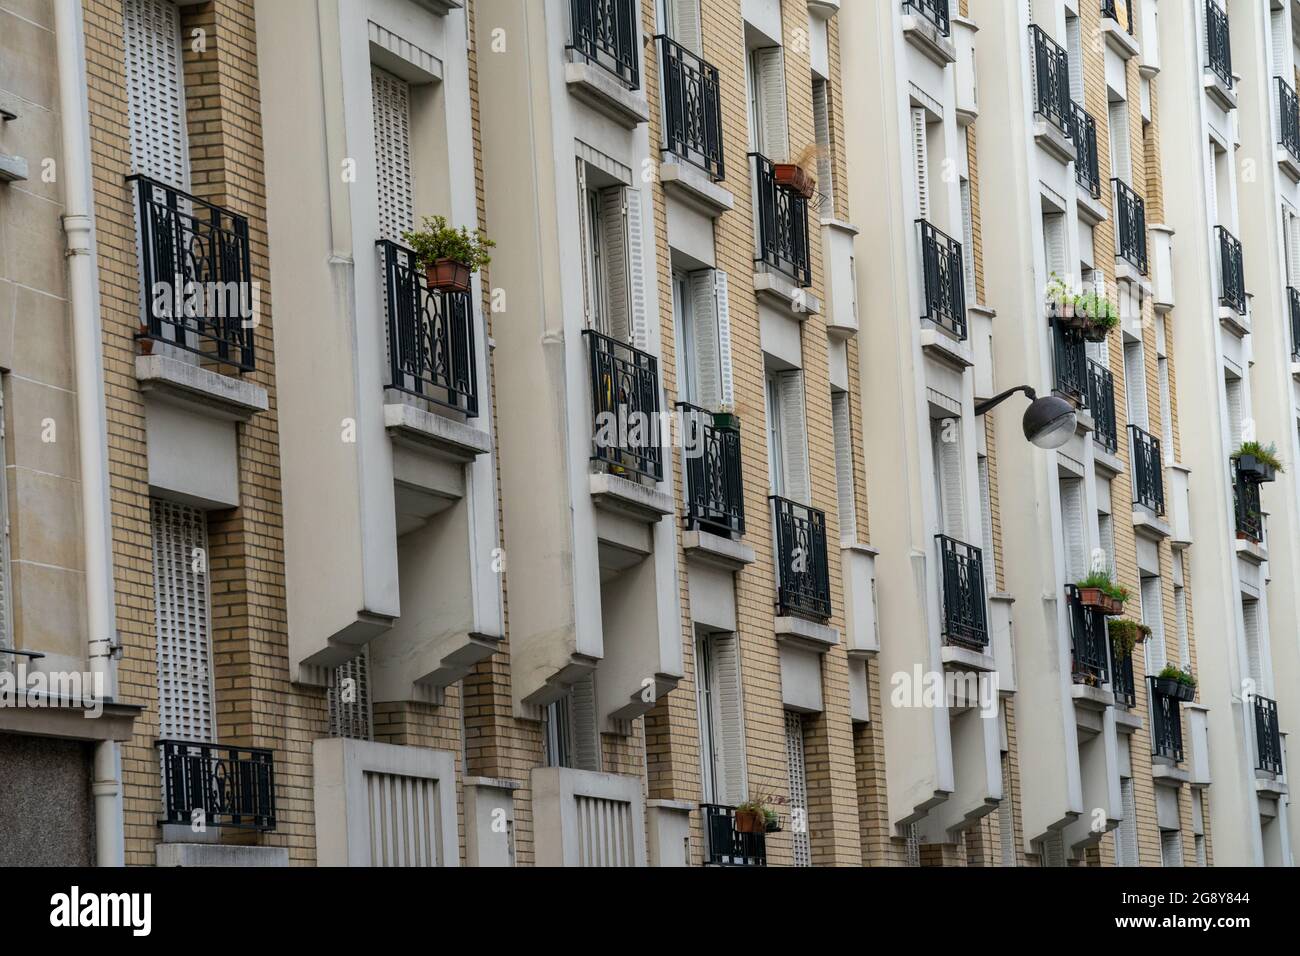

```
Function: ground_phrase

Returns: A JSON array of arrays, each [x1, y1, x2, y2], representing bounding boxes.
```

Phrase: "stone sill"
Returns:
[[1094, 444, 1125, 476], [1277, 148, 1300, 184], [565, 59, 649, 129], [383, 392, 492, 462], [775, 615, 840, 652], [1033, 118, 1075, 166], [0, 152, 28, 183], [1132, 509, 1171, 540], [1101, 20, 1140, 59], [901, 15, 957, 66], [1218, 304, 1251, 338], [753, 270, 821, 317], [1203, 70, 1238, 112], [1071, 683, 1115, 711], [1152, 763, 1190, 785], [1114, 708, 1144, 733], [941, 644, 998, 673], [136, 353, 268, 421], [660, 161, 733, 216], [920, 323, 974, 368], [682, 528, 755, 570], [1076, 185, 1108, 226], [590, 471, 674, 521], [1235, 537, 1268, 565]]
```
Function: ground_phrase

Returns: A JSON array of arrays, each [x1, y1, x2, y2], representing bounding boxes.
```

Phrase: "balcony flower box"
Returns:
[[1077, 587, 1123, 615], [773, 162, 816, 199], [1154, 666, 1197, 702], [1233, 442, 1283, 484], [426, 259, 471, 293], [711, 409, 740, 432], [401, 214, 494, 294]]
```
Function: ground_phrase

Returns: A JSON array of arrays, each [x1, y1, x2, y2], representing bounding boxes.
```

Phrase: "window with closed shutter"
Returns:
[[663, 0, 702, 55], [751, 47, 789, 160], [329, 648, 373, 741], [151, 498, 215, 743], [832, 390, 857, 541], [961, 177, 975, 291], [979, 456, 997, 593], [777, 370, 811, 505], [784, 711, 811, 867], [1099, 512, 1116, 576], [1066, 15, 1083, 102], [813, 77, 834, 210], [1059, 477, 1087, 583], [695, 634, 718, 804], [1225, 374, 1244, 447], [1042, 830, 1066, 867], [1123, 340, 1148, 428], [999, 752, 1016, 865], [1117, 776, 1140, 865], [1242, 598, 1263, 690], [1043, 210, 1067, 280], [124, 0, 188, 189], [1109, 99, 1131, 184], [1160, 830, 1183, 867], [577, 172, 639, 346], [1141, 575, 1166, 673], [932, 417, 965, 540], [911, 107, 930, 220], [711, 634, 746, 806], [371, 66, 414, 243], [1158, 356, 1173, 461]]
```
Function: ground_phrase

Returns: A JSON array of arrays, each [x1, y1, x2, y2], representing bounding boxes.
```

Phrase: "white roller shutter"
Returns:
[[1109, 100, 1131, 184], [784, 712, 811, 867], [961, 178, 975, 291], [689, 271, 720, 409], [1158, 357, 1173, 462], [712, 634, 746, 806], [1207, 145, 1219, 224], [124, 0, 188, 189], [754, 47, 789, 161], [668, 0, 703, 56], [1287, 212, 1300, 286], [777, 370, 811, 505], [999, 754, 1016, 865], [152, 498, 215, 743], [1124, 340, 1148, 428], [1175, 583, 1190, 669], [1044, 212, 1067, 279], [813, 78, 834, 209], [1272, 9, 1288, 78], [714, 272, 734, 408], [1225, 375, 1244, 447], [599, 188, 631, 343], [832, 390, 857, 541], [979, 455, 997, 593], [1060, 477, 1086, 582], [1066, 15, 1084, 101], [1242, 599, 1263, 688], [371, 66, 414, 242], [1117, 777, 1139, 865], [571, 674, 601, 773], [912, 107, 930, 220], [625, 188, 650, 351], [934, 418, 965, 539], [1141, 575, 1166, 673]]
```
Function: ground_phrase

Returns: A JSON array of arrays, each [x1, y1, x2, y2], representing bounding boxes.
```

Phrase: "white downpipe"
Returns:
[[54, 0, 124, 868]]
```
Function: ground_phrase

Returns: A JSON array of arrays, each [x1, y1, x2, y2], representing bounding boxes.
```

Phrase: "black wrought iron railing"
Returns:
[[585, 329, 663, 482], [903, 0, 950, 36], [1149, 677, 1185, 762], [1233, 461, 1264, 543], [936, 535, 988, 650], [751, 153, 812, 287], [658, 35, 723, 180], [679, 403, 744, 537], [568, 0, 639, 88], [1031, 25, 1072, 136], [1129, 424, 1165, 515], [1205, 0, 1232, 89], [1253, 695, 1283, 774], [378, 240, 478, 415], [1110, 631, 1137, 708], [918, 219, 967, 339], [1071, 101, 1101, 199], [130, 175, 254, 372], [1067, 585, 1110, 687], [772, 496, 831, 620], [1278, 77, 1300, 163], [701, 803, 767, 866], [158, 739, 275, 830], [1088, 360, 1118, 454], [1113, 178, 1148, 274], [1216, 225, 1246, 315], [1290, 286, 1300, 361], [1101, 0, 1135, 34], [1052, 320, 1088, 405]]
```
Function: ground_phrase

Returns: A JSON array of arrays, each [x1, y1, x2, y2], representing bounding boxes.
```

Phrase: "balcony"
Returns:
[[584, 329, 663, 483], [772, 497, 832, 621], [159, 739, 276, 830], [901, 0, 955, 65], [1253, 695, 1283, 775], [701, 803, 767, 866], [1277, 78, 1300, 178], [657, 35, 723, 181], [567, 0, 639, 88], [1051, 319, 1088, 406], [1113, 178, 1148, 277], [1290, 287, 1300, 362], [904, 0, 949, 35], [936, 534, 988, 650], [130, 175, 254, 372], [1030, 26, 1073, 163], [1101, 0, 1135, 34], [1110, 629, 1137, 709], [1216, 226, 1246, 316], [1071, 102, 1101, 203], [1129, 424, 1165, 516], [1088, 360, 1118, 455], [1205, 0, 1232, 91], [1149, 678, 1184, 762], [378, 240, 479, 416], [1066, 585, 1110, 688], [679, 404, 744, 537], [751, 153, 812, 288], [918, 220, 967, 340], [1233, 461, 1264, 544]]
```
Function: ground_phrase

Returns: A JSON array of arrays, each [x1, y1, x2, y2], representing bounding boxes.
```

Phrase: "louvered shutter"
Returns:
[[0, 388, 11, 655], [694, 635, 717, 804], [1242, 600, 1263, 688], [1118, 777, 1139, 865], [777, 370, 811, 505], [1066, 16, 1084, 101], [832, 390, 857, 540], [124, 0, 188, 189], [600, 188, 631, 343], [784, 712, 811, 867], [1207, 148, 1219, 224], [690, 271, 721, 409], [1158, 357, 1173, 461], [669, 0, 703, 56], [979, 456, 997, 593], [152, 498, 215, 743], [714, 272, 734, 408], [755, 47, 790, 161], [937, 420, 966, 539], [577, 163, 595, 327], [961, 179, 975, 290], [1273, 9, 1288, 77], [1042, 830, 1066, 867], [571, 675, 601, 772], [1287, 213, 1300, 285], [1060, 478, 1086, 582], [1124, 341, 1148, 428], [999, 754, 1016, 865], [329, 648, 373, 740], [1175, 584, 1190, 668], [1225, 376, 1244, 446], [1109, 100, 1130, 184], [912, 107, 930, 220], [1160, 830, 1183, 867], [813, 79, 834, 209], [1140, 576, 1166, 672], [371, 67, 414, 242], [712, 634, 746, 806], [625, 188, 650, 351]]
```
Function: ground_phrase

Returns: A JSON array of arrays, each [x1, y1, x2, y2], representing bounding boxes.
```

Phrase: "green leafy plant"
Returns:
[[1107, 618, 1151, 659], [1076, 569, 1130, 604], [1045, 272, 1073, 305], [1073, 291, 1120, 331], [1158, 664, 1197, 689], [401, 215, 495, 271], [1231, 440, 1285, 473]]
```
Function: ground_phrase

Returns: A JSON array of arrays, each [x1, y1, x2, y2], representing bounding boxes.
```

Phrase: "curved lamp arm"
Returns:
[[974, 385, 1038, 418]]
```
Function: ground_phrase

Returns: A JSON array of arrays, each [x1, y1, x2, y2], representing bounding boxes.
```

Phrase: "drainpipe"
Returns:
[[53, 0, 124, 868]]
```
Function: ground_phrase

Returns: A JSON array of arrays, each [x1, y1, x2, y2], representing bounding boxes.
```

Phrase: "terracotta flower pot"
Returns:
[[734, 809, 766, 834], [773, 163, 816, 199], [1078, 587, 1123, 615], [426, 258, 472, 294]]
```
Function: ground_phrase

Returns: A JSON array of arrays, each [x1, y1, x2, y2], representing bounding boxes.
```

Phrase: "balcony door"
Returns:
[[660, 0, 702, 54], [931, 416, 965, 540], [695, 633, 746, 808], [747, 46, 789, 160], [675, 270, 733, 411], [124, 0, 189, 190], [371, 66, 415, 244], [765, 369, 810, 503], [577, 165, 646, 348]]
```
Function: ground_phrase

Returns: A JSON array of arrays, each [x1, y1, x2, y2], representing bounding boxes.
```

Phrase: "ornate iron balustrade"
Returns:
[[903, 0, 950, 36], [1149, 677, 1185, 762], [378, 240, 478, 415], [1088, 360, 1118, 454], [130, 175, 254, 372], [678, 403, 744, 537], [918, 219, 967, 339], [1101, 0, 1135, 34], [772, 497, 831, 620], [158, 739, 275, 830], [584, 329, 663, 482], [1253, 695, 1283, 774], [701, 803, 767, 866], [657, 35, 724, 180], [1071, 101, 1100, 198], [1031, 25, 1072, 136], [1129, 424, 1165, 515], [1233, 461, 1264, 544], [1216, 225, 1247, 315], [568, 0, 639, 88], [1290, 286, 1300, 361], [1066, 585, 1110, 687], [1279, 77, 1300, 163], [751, 153, 812, 287], [936, 535, 988, 650], [1205, 0, 1232, 89], [1110, 630, 1137, 709], [1052, 319, 1088, 405], [1113, 178, 1148, 274]]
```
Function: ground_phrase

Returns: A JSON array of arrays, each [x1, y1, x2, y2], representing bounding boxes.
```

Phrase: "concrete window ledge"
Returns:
[[383, 393, 492, 462], [941, 644, 998, 674], [1071, 683, 1115, 711], [0, 699, 141, 742], [1217, 304, 1250, 338], [0, 152, 28, 183], [1101, 19, 1140, 59], [1255, 774, 1288, 798], [1073, 408, 1096, 436], [660, 162, 734, 217], [1132, 509, 1171, 540], [1076, 186, 1108, 227], [413, 0, 461, 13], [1235, 537, 1268, 565], [156, 844, 288, 867], [753, 271, 821, 317], [1277, 147, 1300, 183], [564, 59, 650, 129], [1114, 708, 1144, 733], [1033, 118, 1075, 166], [1203, 71, 1237, 112], [1114, 259, 1152, 296], [920, 324, 974, 368], [901, 14, 957, 66], [589, 472, 674, 521], [682, 529, 755, 570], [774, 615, 840, 652], [1151, 763, 1190, 785], [1094, 445, 1125, 476], [136, 353, 268, 421]]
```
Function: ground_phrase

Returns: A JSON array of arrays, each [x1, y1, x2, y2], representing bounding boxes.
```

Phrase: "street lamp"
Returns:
[[974, 385, 1076, 450]]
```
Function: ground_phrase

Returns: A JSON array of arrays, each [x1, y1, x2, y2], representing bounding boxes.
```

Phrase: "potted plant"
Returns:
[[711, 404, 740, 432], [1107, 618, 1151, 659], [773, 143, 820, 200], [763, 806, 781, 833], [1046, 274, 1086, 332], [1074, 570, 1129, 615], [1232, 441, 1284, 483], [400, 214, 494, 294], [1154, 664, 1197, 702], [1075, 291, 1119, 343], [734, 799, 772, 834]]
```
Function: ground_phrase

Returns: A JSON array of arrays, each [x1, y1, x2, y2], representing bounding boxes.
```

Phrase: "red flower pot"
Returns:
[[734, 809, 766, 834], [1078, 587, 1124, 615], [426, 259, 472, 293], [773, 163, 816, 199]]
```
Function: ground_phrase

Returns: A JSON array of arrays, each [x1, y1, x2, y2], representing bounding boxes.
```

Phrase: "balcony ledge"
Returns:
[[564, 59, 650, 129], [919, 323, 974, 368], [807, 0, 840, 18], [774, 616, 840, 653], [136, 353, 268, 421], [753, 271, 821, 317], [1071, 683, 1114, 711], [1033, 119, 1075, 166], [383, 393, 492, 462], [1101, 19, 1140, 59], [901, 14, 957, 66], [1202, 71, 1237, 112], [1277, 148, 1300, 183], [1132, 509, 1171, 540], [1073, 408, 1095, 436], [1291, 360, 1300, 381], [157, 844, 288, 867], [1255, 774, 1288, 797], [589, 472, 674, 522], [1151, 763, 1190, 785], [940, 644, 997, 673], [660, 161, 734, 217], [412, 0, 462, 13], [682, 528, 755, 570], [0, 152, 28, 183], [1076, 186, 1108, 227], [1114, 708, 1144, 733], [1114, 258, 1151, 294], [1218, 304, 1250, 338], [1235, 536, 1268, 564], [1094, 444, 1125, 476]]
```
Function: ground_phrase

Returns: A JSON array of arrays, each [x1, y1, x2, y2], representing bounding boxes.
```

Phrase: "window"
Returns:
[[961, 177, 975, 291], [660, 0, 701, 54], [832, 390, 857, 540], [0, 382, 11, 660], [1242, 597, 1263, 689], [1041, 831, 1067, 867], [675, 270, 732, 410], [372, 66, 414, 243], [911, 106, 931, 220], [124, 0, 189, 189], [1225, 373, 1244, 447], [812, 77, 834, 209], [1160, 830, 1183, 867], [766, 369, 810, 503], [673, 272, 698, 404], [695, 634, 718, 804], [1066, 14, 1084, 102], [784, 712, 811, 867], [1116, 776, 1140, 866], [1043, 209, 1067, 280], [329, 649, 373, 740], [1098, 511, 1117, 576], [979, 455, 997, 592], [1174, 553, 1190, 669], [1059, 477, 1087, 583], [544, 675, 600, 772], [1141, 574, 1166, 673], [1109, 98, 1131, 184], [695, 633, 746, 806], [1123, 339, 1148, 428], [1157, 355, 1173, 462], [749, 47, 789, 159], [932, 417, 965, 539], [999, 752, 1016, 866], [577, 166, 643, 345]]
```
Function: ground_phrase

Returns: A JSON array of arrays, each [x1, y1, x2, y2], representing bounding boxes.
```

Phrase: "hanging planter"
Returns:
[[734, 808, 766, 834], [711, 409, 740, 432], [1232, 442, 1283, 483], [425, 259, 471, 293], [400, 214, 494, 295], [1155, 665, 1197, 702], [1074, 571, 1129, 616], [773, 162, 816, 199]]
